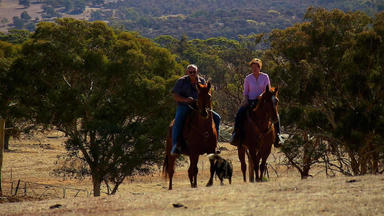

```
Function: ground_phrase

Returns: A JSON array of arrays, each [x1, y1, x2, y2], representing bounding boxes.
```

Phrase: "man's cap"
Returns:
[[187, 64, 198, 71]]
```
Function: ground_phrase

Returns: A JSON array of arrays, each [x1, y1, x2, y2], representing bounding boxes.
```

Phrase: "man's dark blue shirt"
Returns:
[[172, 75, 206, 105]]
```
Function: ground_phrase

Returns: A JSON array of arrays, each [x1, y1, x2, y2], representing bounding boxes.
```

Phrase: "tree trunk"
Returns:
[[301, 165, 311, 179], [92, 174, 102, 197], [0, 119, 5, 196], [111, 184, 119, 195], [4, 133, 9, 150], [348, 150, 360, 175]]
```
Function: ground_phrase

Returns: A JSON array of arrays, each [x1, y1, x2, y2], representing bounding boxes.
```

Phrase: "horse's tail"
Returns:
[[162, 154, 169, 178]]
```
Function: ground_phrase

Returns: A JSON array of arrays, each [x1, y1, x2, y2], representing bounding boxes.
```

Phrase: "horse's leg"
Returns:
[[167, 155, 176, 190], [164, 124, 175, 190], [260, 157, 267, 182], [260, 146, 272, 181], [206, 157, 215, 187], [238, 145, 247, 182], [248, 146, 260, 182], [255, 152, 262, 182], [188, 154, 199, 188], [247, 150, 255, 182]]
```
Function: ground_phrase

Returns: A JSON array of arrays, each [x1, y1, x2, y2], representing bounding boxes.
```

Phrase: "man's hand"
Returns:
[[185, 97, 195, 104]]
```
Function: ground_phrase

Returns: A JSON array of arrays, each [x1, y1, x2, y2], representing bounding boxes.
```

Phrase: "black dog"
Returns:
[[208, 154, 233, 185]]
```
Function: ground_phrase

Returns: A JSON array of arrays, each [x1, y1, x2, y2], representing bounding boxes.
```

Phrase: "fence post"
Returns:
[[14, 179, 20, 196], [24, 182, 27, 196], [0, 119, 5, 196]]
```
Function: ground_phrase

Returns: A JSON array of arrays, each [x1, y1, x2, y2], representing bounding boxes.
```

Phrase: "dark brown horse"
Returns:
[[238, 85, 279, 182], [163, 81, 218, 190]]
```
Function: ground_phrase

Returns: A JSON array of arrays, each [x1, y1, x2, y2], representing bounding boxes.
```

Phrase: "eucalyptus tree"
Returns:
[[267, 8, 384, 176], [12, 18, 181, 196], [0, 41, 23, 150]]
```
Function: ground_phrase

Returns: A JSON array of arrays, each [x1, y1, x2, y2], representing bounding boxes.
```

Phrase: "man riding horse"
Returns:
[[170, 64, 221, 155], [230, 58, 283, 147]]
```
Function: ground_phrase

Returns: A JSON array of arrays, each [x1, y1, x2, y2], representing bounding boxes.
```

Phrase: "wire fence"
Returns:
[[1, 179, 90, 199]]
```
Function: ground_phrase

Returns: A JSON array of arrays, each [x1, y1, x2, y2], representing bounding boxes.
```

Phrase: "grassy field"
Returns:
[[0, 131, 383, 215]]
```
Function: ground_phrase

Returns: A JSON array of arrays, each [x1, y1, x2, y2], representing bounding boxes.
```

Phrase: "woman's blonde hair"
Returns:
[[248, 58, 262, 69]]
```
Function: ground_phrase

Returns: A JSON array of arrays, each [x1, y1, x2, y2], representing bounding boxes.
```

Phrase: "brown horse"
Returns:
[[163, 81, 218, 190], [238, 85, 279, 182]]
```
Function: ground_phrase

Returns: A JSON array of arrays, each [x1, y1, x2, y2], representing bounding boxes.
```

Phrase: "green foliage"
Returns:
[[20, 11, 31, 20], [0, 41, 20, 111], [19, 0, 30, 8], [268, 8, 384, 175], [12, 18, 181, 196], [12, 16, 24, 29], [0, 29, 30, 44], [22, 0, 383, 40], [42, 6, 61, 18]]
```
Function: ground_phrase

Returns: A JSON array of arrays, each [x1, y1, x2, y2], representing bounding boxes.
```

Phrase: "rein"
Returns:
[[187, 104, 215, 138], [187, 104, 213, 119]]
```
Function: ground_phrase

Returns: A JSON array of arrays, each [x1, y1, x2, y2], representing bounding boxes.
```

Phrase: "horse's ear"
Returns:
[[265, 84, 270, 92], [197, 83, 202, 90]]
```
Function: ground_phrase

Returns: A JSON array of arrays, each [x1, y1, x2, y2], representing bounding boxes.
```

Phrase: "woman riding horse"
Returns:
[[230, 58, 283, 147], [239, 85, 279, 182]]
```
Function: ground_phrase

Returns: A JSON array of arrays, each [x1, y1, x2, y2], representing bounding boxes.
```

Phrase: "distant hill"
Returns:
[[1, 0, 383, 39]]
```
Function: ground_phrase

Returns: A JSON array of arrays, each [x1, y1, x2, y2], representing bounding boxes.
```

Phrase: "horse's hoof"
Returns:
[[206, 182, 213, 187]]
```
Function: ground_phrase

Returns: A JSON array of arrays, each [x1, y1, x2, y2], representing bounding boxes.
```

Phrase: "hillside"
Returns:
[[1, 0, 383, 39], [0, 131, 383, 215]]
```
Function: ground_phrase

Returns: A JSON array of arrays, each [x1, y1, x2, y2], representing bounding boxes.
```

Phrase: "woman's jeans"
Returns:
[[172, 104, 221, 152]]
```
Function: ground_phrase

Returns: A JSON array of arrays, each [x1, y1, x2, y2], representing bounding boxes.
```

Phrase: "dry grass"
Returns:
[[0, 131, 384, 216]]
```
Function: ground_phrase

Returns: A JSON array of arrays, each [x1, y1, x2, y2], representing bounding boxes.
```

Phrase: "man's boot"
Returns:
[[274, 133, 284, 147], [274, 119, 284, 147]]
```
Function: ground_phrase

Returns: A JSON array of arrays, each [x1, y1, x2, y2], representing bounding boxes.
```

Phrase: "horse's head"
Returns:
[[197, 81, 212, 119], [253, 85, 279, 124]]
